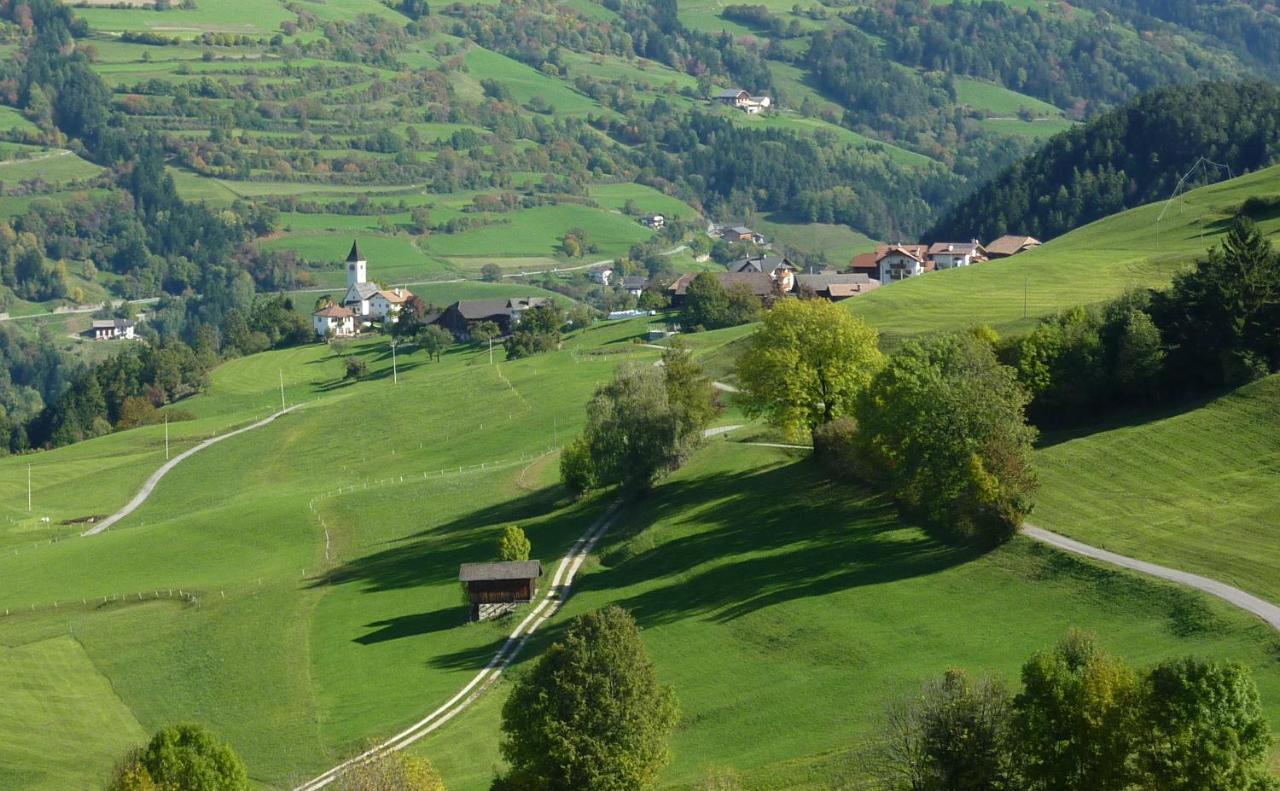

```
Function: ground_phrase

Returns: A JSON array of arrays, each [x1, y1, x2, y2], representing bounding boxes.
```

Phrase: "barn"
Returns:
[[458, 560, 543, 621]]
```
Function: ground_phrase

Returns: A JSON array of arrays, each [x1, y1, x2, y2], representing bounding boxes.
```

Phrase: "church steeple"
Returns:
[[345, 239, 367, 289]]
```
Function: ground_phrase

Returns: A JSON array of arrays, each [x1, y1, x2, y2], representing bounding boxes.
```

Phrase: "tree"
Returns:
[[661, 338, 719, 447], [498, 525, 531, 562], [345, 357, 369, 380], [561, 364, 677, 494], [871, 669, 1013, 791], [410, 205, 432, 235], [480, 263, 503, 282], [723, 282, 762, 325], [418, 325, 453, 362], [1134, 658, 1274, 791], [394, 295, 429, 338], [108, 725, 249, 791], [738, 299, 882, 441], [505, 304, 564, 359], [853, 332, 1037, 545], [470, 320, 500, 346], [1012, 632, 1138, 791], [496, 606, 678, 791], [680, 272, 729, 330], [332, 750, 445, 791], [559, 435, 597, 496]]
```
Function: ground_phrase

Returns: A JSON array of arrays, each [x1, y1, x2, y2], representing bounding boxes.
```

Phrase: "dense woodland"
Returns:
[[931, 82, 1280, 242]]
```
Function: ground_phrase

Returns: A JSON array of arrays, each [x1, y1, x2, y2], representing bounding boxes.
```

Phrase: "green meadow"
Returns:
[[850, 163, 1280, 342], [1, 313, 1278, 789], [954, 77, 1063, 118], [1035, 374, 1280, 603]]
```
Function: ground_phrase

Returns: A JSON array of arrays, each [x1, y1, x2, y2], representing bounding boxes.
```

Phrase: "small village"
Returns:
[[309, 227, 1042, 343]]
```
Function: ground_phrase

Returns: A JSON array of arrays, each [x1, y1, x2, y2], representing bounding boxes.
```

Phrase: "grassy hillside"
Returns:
[[1035, 375, 1280, 603], [850, 163, 1280, 342], [2, 318, 1279, 789]]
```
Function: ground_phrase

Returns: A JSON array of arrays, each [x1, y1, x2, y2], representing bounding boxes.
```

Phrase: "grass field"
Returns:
[[954, 77, 1062, 118], [849, 163, 1280, 342], [1035, 374, 1280, 603], [755, 213, 879, 262], [2, 315, 1278, 789]]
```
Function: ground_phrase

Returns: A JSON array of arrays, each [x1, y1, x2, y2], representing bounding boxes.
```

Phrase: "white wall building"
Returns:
[[928, 241, 987, 269], [313, 305, 356, 338]]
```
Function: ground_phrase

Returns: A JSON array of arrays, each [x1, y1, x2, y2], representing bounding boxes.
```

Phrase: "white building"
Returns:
[[313, 304, 356, 338], [928, 241, 987, 269], [370, 288, 413, 321], [588, 266, 613, 286], [341, 241, 379, 318], [641, 214, 665, 229], [90, 319, 135, 340], [878, 244, 932, 285]]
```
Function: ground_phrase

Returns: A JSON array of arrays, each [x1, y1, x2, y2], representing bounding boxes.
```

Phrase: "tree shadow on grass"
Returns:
[[574, 458, 979, 628], [356, 607, 467, 644], [307, 486, 601, 594]]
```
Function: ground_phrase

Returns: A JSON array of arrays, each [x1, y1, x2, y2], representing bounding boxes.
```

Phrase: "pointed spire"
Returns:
[[347, 239, 363, 263]]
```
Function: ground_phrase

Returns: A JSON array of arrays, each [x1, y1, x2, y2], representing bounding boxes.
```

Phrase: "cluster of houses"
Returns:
[[850, 235, 1041, 285], [715, 89, 772, 115], [668, 254, 880, 304], [311, 241, 553, 341]]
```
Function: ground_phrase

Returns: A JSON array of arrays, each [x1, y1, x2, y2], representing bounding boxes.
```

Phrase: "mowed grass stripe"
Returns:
[[1036, 375, 1280, 603]]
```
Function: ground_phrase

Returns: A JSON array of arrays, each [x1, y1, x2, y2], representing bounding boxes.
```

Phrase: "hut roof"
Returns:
[[458, 560, 543, 582]]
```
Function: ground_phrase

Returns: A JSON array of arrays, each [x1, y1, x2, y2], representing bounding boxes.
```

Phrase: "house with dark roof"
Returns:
[[90, 318, 136, 341], [794, 273, 879, 301], [985, 235, 1042, 258], [668, 271, 786, 306], [718, 225, 767, 245], [434, 297, 551, 340], [459, 560, 543, 621]]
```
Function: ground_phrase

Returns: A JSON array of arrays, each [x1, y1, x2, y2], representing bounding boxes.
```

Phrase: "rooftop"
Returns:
[[458, 560, 544, 582]]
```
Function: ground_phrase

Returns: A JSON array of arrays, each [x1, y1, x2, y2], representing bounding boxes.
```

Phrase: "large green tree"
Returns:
[[854, 331, 1037, 544], [1012, 632, 1138, 791], [737, 298, 883, 441], [108, 724, 249, 791], [1134, 658, 1274, 791], [680, 272, 730, 330], [496, 606, 678, 791]]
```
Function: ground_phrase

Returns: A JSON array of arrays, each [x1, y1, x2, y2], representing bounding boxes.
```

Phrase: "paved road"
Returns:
[[81, 406, 299, 537], [1023, 524, 1280, 632]]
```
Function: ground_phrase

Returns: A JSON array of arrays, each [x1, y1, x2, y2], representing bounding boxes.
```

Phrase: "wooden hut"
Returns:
[[458, 560, 543, 621]]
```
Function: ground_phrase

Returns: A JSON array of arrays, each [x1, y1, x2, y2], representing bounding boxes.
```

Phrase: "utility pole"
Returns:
[[553, 416, 558, 448], [488, 336, 494, 365], [165, 414, 170, 460], [27, 464, 31, 512], [278, 370, 286, 412], [1023, 274, 1028, 319], [391, 340, 398, 384]]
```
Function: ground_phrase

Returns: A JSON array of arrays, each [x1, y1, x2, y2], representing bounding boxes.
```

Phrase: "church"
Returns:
[[313, 241, 414, 338]]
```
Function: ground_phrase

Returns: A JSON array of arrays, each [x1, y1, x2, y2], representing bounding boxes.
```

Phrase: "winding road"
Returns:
[[1023, 524, 1280, 631], [81, 406, 299, 537]]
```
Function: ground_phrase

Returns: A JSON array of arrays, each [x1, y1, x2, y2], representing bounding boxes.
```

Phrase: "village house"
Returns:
[[312, 304, 356, 338], [90, 318, 136, 341], [714, 88, 772, 114], [878, 244, 934, 284], [640, 214, 665, 229], [621, 275, 648, 296], [434, 297, 550, 340], [793, 273, 880, 301], [668, 271, 787, 307], [459, 560, 543, 621], [729, 255, 796, 292], [588, 266, 613, 286], [369, 287, 414, 322], [718, 225, 767, 245], [928, 240, 987, 269], [985, 235, 1042, 258]]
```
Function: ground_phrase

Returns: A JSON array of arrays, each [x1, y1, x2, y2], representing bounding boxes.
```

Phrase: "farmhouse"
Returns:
[[641, 214, 666, 229], [878, 244, 934, 284], [985, 235, 1042, 258], [718, 225, 767, 245], [312, 304, 356, 338], [794, 273, 879, 301], [928, 240, 987, 269], [668, 271, 785, 306], [588, 266, 613, 286], [621, 275, 648, 296], [459, 560, 543, 621], [90, 318, 135, 340], [729, 255, 796, 292], [369, 287, 414, 321], [713, 88, 772, 114], [434, 297, 550, 340]]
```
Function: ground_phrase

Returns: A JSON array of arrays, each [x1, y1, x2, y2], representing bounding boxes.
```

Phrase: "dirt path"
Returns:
[[1022, 525, 1280, 632], [81, 406, 299, 537]]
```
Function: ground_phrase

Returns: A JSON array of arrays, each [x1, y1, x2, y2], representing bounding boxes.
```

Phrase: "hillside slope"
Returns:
[[1035, 375, 1280, 604], [850, 163, 1280, 341]]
